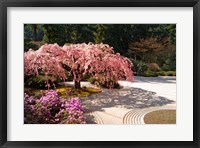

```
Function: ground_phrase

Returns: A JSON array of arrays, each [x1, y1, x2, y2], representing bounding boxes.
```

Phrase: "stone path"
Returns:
[[65, 76, 176, 124]]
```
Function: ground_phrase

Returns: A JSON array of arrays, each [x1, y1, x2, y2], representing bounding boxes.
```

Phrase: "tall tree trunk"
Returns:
[[74, 80, 81, 89], [33, 24, 37, 41]]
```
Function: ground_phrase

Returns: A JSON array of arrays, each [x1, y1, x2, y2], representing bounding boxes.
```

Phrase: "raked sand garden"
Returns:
[[64, 76, 176, 124]]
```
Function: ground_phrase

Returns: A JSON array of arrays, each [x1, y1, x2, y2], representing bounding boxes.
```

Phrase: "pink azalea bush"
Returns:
[[24, 90, 85, 124], [24, 43, 134, 89], [24, 93, 37, 123], [55, 98, 85, 124]]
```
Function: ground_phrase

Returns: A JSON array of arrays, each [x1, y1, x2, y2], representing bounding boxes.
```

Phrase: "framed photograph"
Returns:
[[0, 0, 199, 147]]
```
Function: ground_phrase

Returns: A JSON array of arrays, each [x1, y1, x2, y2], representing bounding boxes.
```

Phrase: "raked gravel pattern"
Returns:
[[65, 76, 176, 124]]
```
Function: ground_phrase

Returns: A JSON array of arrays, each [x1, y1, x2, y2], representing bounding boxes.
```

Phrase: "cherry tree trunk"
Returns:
[[74, 80, 81, 89]]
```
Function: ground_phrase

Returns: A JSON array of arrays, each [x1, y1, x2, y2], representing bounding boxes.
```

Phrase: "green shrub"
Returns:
[[143, 70, 158, 77], [88, 77, 96, 84], [133, 60, 148, 76], [161, 64, 171, 71], [88, 77, 120, 89], [82, 74, 90, 81], [101, 81, 121, 89], [169, 65, 176, 71], [24, 75, 62, 89], [140, 64, 148, 73], [157, 71, 166, 76], [161, 64, 176, 71], [157, 71, 176, 76], [165, 71, 176, 76]]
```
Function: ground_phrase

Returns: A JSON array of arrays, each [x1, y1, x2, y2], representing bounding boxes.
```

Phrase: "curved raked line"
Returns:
[[90, 112, 104, 124], [123, 108, 175, 124]]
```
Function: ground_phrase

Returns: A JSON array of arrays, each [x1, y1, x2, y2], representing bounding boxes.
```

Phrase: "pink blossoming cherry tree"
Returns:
[[24, 43, 134, 89]]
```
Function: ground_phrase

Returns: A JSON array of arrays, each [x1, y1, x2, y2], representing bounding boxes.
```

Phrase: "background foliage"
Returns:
[[24, 24, 176, 77]]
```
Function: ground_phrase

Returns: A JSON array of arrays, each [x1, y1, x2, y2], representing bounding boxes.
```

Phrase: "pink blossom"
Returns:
[[24, 43, 134, 88]]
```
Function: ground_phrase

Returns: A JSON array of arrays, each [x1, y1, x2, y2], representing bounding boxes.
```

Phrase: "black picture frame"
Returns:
[[0, 0, 199, 148]]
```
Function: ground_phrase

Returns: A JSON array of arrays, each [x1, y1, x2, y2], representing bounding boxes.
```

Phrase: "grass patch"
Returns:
[[144, 110, 176, 124], [24, 86, 102, 99]]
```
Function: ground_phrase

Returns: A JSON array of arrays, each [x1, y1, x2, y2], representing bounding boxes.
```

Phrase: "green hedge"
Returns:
[[143, 70, 176, 77], [143, 70, 158, 77], [157, 71, 176, 76]]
